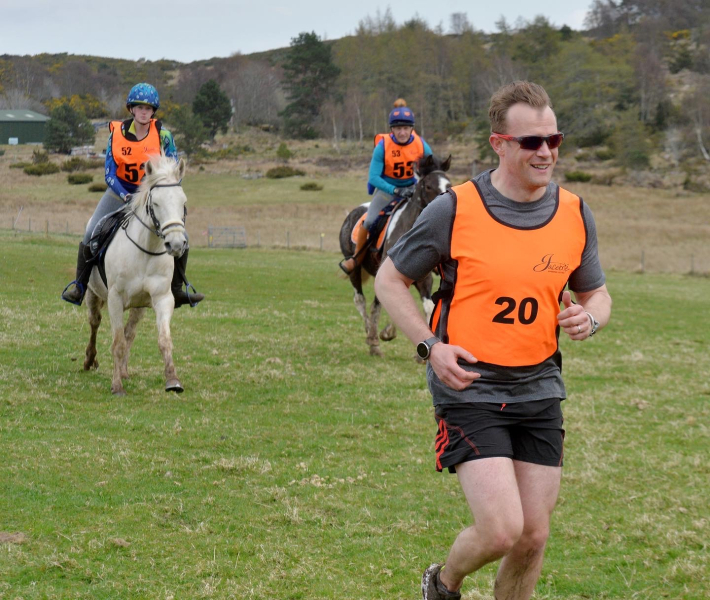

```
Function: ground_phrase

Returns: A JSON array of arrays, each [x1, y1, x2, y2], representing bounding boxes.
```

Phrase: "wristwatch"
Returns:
[[585, 311, 600, 336], [416, 336, 441, 360]]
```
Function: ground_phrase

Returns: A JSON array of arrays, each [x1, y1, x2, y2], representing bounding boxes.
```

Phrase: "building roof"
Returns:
[[0, 110, 50, 122]]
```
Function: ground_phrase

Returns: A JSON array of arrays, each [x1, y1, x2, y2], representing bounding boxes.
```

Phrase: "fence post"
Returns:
[[257, 231, 260, 247], [287, 231, 290, 249], [641, 250, 645, 273], [320, 233, 324, 251], [690, 254, 695, 274], [45, 220, 49, 237], [29, 218, 31, 232]]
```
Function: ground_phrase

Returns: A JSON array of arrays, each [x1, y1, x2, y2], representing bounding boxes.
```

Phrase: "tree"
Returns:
[[43, 104, 95, 154], [167, 105, 209, 157], [192, 80, 232, 139], [280, 32, 340, 139]]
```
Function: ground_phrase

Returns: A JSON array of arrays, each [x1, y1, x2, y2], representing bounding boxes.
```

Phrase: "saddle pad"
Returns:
[[350, 198, 407, 252], [88, 208, 129, 257], [351, 213, 390, 251]]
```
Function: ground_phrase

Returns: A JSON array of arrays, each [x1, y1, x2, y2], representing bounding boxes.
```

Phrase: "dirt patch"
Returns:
[[0, 532, 27, 544]]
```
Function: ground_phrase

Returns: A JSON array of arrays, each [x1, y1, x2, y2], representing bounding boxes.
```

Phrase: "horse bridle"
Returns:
[[123, 182, 186, 256]]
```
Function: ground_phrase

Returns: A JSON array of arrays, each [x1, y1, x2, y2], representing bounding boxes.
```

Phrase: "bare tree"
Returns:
[[449, 12, 473, 35], [224, 59, 284, 127], [0, 88, 46, 112], [60, 60, 96, 97]]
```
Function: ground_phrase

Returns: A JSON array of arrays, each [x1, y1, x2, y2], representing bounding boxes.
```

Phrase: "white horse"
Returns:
[[83, 155, 189, 396]]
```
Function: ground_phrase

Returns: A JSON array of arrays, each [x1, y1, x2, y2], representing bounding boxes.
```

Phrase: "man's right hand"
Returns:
[[429, 343, 481, 391], [393, 186, 415, 199]]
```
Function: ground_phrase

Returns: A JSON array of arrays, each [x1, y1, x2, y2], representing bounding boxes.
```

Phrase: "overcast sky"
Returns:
[[4, 0, 593, 63]]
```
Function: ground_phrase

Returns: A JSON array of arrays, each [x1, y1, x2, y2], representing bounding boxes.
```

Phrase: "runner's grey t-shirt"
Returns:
[[387, 169, 606, 405]]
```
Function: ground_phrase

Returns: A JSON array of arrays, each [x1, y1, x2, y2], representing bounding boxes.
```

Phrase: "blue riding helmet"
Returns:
[[388, 106, 415, 127], [126, 83, 160, 111]]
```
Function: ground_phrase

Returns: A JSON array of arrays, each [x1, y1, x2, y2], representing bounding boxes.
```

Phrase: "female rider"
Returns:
[[61, 83, 204, 308], [340, 99, 432, 274]]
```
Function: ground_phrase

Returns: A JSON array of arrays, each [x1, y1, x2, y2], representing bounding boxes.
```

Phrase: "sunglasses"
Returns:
[[492, 132, 565, 151]]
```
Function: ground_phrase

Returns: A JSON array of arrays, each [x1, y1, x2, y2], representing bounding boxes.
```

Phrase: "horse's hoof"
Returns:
[[369, 346, 382, 357], [379, 325, 397, 342], [112, 388, 127, 396], [166, 379, 184, 393]]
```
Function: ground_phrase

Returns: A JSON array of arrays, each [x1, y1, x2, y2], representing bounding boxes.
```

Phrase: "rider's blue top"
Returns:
[[104, 119, 178, 199], [367, 134, 432, 195]]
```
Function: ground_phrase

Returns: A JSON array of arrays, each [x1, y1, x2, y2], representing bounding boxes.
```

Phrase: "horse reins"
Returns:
[[122, 182, 186, 256]]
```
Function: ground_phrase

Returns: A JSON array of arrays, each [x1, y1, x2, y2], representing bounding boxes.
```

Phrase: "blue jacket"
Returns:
[[367, 133, 432, 195]]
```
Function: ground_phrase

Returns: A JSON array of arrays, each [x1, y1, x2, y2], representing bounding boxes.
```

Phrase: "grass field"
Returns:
[[0, 232, 708, 599], [1, 136, 710, 273]]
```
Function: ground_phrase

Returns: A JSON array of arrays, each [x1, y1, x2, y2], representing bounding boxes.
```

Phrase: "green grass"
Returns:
[[0, 233, 708, 599]]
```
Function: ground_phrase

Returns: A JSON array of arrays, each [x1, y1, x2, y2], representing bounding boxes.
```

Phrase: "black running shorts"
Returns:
[[434, 398, 565, 473]]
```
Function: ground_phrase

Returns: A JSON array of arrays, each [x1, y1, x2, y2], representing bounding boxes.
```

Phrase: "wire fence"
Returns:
[[1, 212, 708, 275]]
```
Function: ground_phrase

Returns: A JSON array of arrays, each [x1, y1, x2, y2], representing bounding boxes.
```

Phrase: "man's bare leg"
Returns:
[[493, 461, 561, 600], [438, 458, 524, 592]]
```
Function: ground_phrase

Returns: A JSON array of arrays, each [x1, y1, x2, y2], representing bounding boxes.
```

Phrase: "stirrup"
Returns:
[[61, 281, 85, 306], [174, 281, 203, 308], [339, 257, 356, 275]]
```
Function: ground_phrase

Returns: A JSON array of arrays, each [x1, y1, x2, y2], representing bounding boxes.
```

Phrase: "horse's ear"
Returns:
[[177, 157, 186, 180], [416, 154, 434, 176], [441, 154, 452, 172], [145, 159, 154, 176]]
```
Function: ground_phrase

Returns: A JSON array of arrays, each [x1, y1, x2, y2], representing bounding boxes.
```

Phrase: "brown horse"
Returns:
[[339, 154, 452, 356]]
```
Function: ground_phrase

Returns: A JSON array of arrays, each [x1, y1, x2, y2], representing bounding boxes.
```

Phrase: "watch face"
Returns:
[[416, 342, 429, 359]]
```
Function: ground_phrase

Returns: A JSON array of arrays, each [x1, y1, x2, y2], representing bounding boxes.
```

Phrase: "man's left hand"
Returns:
[[557, 290, 590, 340]]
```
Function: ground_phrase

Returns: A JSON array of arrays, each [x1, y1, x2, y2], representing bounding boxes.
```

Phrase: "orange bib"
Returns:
[[381, 132, 424, 180], [110, 119, 161, 185], [431, 181, 587, 367]]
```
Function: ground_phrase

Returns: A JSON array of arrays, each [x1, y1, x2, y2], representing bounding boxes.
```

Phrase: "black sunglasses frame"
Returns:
[[492, 132, 565, 151]]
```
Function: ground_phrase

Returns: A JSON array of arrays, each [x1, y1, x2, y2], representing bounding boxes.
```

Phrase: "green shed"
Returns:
[[0, 110, 51, 144]]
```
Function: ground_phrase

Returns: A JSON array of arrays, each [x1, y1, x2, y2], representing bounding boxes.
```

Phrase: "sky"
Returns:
[[4, 0, 593, 63]]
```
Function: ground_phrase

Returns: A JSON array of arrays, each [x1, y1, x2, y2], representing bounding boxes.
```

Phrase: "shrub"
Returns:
[[0, 149, 5, 156], [300, 182, 323, 191], [32, 149, 50, 164], [88, 183, 108, 193], [68, 173, 93, 185], [62, 157, 103, 172], [595, 148, 615, 161], [23, 163, 60, 176], [10, 162, 30, 169], [266, 166, 305, 178], [276, 142, 292, 161], [565, 170, 593, 183]]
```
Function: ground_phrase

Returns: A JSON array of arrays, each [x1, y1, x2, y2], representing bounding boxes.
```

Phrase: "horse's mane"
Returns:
[[126, 154, 182, 211]]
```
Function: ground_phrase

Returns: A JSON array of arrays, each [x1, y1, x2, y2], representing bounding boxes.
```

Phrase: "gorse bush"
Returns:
[[10, 162, 30, 169], [565, 170, 593, 183], [300, 182, 323, 191], [88, 183, 108, 193], [67, 174, 93, 185], [62, 157, 103, 172], [277, 142, 292, 161], [32, 149, 50, 164], [595, 148, 615, 161], [266, 166, 305, 178], [23, 163, 60, 176]]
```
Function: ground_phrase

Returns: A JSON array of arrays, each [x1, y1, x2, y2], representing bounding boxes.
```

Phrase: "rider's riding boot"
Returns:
[[61, 242, 91, 306], [339, 226, 370, 275], [172, 248, 205, 308]]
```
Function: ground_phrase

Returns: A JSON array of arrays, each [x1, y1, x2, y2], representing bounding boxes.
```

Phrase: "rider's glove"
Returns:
[[393, 185, 415, 199], [123, 194, 133, 203]]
